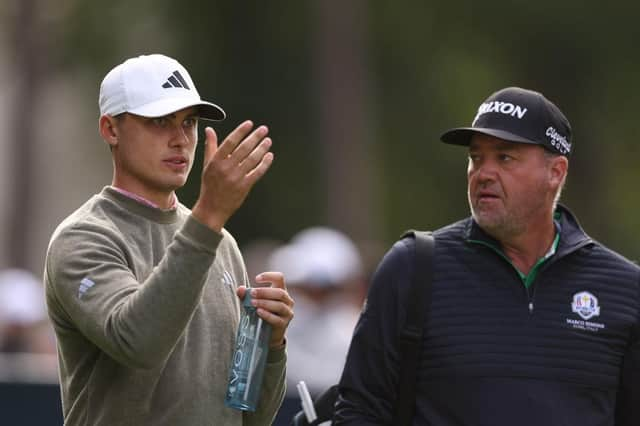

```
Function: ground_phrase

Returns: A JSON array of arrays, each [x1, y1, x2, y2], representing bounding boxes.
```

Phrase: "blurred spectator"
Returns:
[[268, 227, 365, 396], [242, 238, 283, 281], [0, 268, 55, 354]]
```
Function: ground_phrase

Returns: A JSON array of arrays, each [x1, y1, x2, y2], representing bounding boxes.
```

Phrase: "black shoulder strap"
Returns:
[[394, 230, 434, 426]]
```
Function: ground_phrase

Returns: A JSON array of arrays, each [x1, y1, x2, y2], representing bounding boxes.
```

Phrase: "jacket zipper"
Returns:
[[468, 239, 533, 313], [469, 228, 593, 316], [527, 285, 536, 314]]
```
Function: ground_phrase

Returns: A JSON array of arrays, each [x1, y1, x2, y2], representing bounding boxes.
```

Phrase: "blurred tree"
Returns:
[[310, 0, 379, 242], [5, 0, 49, 269], [39, 0, 640, 262]]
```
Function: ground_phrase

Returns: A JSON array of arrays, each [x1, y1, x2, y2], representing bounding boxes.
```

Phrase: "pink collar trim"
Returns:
[[110, 186, 177, 210]]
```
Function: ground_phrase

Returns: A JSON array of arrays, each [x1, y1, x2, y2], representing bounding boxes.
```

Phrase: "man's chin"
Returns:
[[471, 209, 503, 230], [162, 177, 187, 191]]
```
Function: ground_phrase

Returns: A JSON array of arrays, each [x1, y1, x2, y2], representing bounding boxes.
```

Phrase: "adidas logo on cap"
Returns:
[[162, 70, 191, 90]]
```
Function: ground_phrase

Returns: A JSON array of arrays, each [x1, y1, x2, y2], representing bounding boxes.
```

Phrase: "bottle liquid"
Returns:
[[224, 292, 272, 411]]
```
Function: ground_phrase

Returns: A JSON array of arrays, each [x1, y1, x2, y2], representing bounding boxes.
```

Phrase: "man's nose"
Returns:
[[169, 123, 189, 146], [472, 160, 498, 182]]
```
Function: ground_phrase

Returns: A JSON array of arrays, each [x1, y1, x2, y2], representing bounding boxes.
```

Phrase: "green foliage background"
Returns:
[[12, 0, 640, 262]]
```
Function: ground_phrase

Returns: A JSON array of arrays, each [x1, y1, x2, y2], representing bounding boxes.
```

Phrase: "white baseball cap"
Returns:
[[268, 227, 363, 288], [99, 54, 226, 121], [0, 269, 46, 325]]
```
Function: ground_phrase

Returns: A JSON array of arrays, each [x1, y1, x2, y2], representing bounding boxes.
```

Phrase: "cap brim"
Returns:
[[128, 97, 226, 121], [196, 102, 227, 121], [440, 127, 538, 146]]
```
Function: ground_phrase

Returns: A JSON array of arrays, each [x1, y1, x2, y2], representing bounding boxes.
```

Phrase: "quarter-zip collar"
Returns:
[[551, 204, 594, 258], [463, 204, 594, 288]]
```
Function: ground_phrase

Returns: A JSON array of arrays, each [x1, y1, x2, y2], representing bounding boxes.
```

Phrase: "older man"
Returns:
[[335, 87, 640, 426]]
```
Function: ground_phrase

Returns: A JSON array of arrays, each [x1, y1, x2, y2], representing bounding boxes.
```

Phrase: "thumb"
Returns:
[[203, 126, 218, 164], [236, 285, 248, 301]]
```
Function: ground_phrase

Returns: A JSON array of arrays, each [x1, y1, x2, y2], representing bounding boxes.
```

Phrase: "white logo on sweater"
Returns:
[[222, 270, 234, 287], [78, 277, 95, 299]]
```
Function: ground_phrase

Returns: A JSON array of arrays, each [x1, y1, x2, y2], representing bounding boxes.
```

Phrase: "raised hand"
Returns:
[[191, 121, 274, 232]]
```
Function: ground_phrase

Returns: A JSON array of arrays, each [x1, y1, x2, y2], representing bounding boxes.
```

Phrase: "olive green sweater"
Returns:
[[44, 187, 286, 425]]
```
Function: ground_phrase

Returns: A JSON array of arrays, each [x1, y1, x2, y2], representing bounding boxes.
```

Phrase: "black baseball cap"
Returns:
[[440, 87, 573, 156]]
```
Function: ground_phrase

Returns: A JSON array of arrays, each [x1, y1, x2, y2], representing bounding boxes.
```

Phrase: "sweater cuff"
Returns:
[[181, 215, 223, 254], [267, 344, 287, 364]]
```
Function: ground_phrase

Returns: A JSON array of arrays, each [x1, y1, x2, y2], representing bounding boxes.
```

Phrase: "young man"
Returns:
[[335, 87, 640, 425], [44, 54, 294, 425]]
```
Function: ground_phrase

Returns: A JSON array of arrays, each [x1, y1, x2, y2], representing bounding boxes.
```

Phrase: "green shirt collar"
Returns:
[[468, 221, 561, 289]]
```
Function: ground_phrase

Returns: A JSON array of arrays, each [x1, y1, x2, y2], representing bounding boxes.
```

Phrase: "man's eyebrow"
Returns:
[[495, 143, 517, 151], [469, 142, 518, 152], [149, 113, 176, 120], [149, 112, 198, 120]]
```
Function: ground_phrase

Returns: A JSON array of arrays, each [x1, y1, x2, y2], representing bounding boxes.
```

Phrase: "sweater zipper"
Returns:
[[523, 264, 542, 315], [524, 237, 592, 314], [469, 228, 592, 315], [527, 285, 536, 314], [469, 239, 544, 314]]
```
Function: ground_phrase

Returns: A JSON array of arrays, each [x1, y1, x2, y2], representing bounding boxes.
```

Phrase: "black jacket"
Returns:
[[335, 206, 640, 426]]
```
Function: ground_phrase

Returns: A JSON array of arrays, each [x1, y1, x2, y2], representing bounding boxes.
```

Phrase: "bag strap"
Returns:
[[394, 230, 434, 425]]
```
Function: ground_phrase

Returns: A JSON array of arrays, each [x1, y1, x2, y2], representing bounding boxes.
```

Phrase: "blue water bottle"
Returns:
[[224, 292, 272, 411]]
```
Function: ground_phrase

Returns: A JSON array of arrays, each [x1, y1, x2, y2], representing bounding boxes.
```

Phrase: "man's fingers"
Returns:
[[216, 120, 254, 158], [251, 272, 292, 348], [254, 298, 294, 316], [256, 305, 293, 328], [252, 291, 294, 330], [251, 273, 292, 305], [236, 285, 248, 301], [244, 151, 274, 187], [255, 272, 285, 290], [250, 288, 294, 313], [203, 127, 218, 164], [210, 121, 273, 188], [229, 125, 269, 163], [238, 137, 272, 171]]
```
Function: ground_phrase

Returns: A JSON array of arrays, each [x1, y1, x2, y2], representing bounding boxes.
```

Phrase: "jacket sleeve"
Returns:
[[45, 215, 222, 370], [615, 275, 640, 425], [333, 238, 415, 425]]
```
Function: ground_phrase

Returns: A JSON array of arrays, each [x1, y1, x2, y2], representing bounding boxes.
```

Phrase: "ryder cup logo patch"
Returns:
[[571, 291, 600, 320], [566, 291, 605, 332]]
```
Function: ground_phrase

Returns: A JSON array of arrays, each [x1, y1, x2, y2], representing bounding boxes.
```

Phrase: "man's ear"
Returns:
[[98, 115, 119, 148], [549, 155, 568, 188]]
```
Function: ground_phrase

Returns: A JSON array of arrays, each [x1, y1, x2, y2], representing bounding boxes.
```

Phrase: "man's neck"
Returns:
[[498, 221, 557, 276]]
